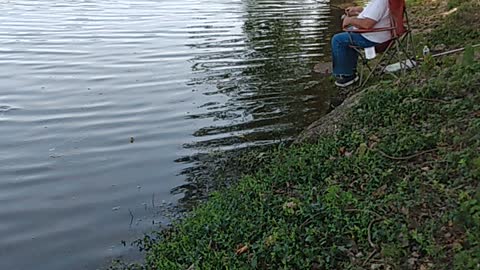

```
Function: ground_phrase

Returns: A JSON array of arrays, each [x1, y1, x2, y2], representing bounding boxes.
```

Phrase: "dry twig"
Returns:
[[376, 148, 438, 161], [363, 218, 385, 266], [299, 213, 323, 229]]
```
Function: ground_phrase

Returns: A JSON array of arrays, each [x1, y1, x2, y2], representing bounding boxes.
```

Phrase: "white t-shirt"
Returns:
[[357, 0, 391, 43]]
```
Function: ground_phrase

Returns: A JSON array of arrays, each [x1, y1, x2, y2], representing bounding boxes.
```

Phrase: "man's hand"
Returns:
[[345, 6, 363, 17], [342, 16, 352, 29]]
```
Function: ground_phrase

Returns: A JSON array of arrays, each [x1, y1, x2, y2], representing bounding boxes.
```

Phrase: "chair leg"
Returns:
[[359, 42, 395, 88], [397, 36, 417, 75], [358, 65, 364, 86], [351, 35, 418, 89], [351, 46, 374, 88], [405, 33, 419, 75]]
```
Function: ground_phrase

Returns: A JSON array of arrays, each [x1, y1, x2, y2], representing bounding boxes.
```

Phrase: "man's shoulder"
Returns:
[[364, 0, 389, 10], [361, 0, 389, 20], [366, 0, 388, 7]]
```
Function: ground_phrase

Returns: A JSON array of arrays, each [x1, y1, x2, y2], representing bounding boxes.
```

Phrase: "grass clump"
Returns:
[[428, 0, 480, 47], [447, 0, 463, 9]]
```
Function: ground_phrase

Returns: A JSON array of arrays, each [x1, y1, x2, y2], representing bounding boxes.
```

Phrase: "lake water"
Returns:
[[0, 0, 339, 269]]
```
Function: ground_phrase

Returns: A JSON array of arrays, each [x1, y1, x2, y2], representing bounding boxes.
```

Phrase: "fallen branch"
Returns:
[[344, 208, 383, 218], [376, 148, 437, 161], [368, 218, 384, 249], [420, 98, 450, 103], [363, 218, 385, 266], [441, 7, 458, 17], [362, 249, 378, 266], [299, 212, 323, 229], [430, 43, 480, 58]]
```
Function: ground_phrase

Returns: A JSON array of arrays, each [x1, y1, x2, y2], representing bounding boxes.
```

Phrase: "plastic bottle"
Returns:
[[422, 45, 430, 56]]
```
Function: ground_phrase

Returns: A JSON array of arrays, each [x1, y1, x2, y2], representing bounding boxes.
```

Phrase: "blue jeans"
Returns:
[[331, 32, 379, 77]]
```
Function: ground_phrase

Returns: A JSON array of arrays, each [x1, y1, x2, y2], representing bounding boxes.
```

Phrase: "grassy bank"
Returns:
[[116, 0, 479, 269]]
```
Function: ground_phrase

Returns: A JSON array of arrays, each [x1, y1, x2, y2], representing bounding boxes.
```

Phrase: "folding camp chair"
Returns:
[[345, 0, 417, 87]]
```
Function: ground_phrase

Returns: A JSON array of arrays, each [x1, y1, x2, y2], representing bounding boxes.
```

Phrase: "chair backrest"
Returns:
[[389, 0, 407, 38]]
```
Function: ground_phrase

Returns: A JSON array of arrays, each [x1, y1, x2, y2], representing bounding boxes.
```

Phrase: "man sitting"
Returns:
[[331, 0, 392, 87]]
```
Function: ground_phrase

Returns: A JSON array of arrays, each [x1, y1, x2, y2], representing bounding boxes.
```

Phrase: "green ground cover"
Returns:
[[114, 0, 479, 269]]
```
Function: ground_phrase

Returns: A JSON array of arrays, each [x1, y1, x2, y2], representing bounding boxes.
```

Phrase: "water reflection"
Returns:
[[175, 0, 343, 204], [0, 0, 347, 268]]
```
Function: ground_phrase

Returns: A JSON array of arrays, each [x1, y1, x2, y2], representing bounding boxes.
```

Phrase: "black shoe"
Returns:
[[335, 74, 359, 87]]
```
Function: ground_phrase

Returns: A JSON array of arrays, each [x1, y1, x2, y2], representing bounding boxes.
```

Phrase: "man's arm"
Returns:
[[342, 16, 377, 29], [345, 6, 363, 17]]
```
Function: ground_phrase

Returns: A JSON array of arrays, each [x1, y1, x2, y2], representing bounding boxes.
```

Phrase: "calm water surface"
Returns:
[[0, 0, 338, 269]]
